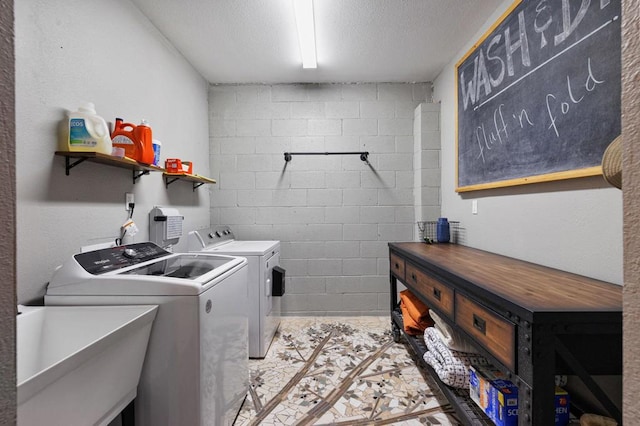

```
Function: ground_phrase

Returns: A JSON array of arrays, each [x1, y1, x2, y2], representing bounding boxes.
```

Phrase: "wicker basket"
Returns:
[[417, 220, 460, 244]]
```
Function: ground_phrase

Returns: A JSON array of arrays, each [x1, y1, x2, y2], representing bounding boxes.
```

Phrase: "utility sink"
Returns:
[[17, 305, 157, 426]]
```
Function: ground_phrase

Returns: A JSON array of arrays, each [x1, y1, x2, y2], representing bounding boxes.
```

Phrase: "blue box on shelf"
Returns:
[[470, 365, 570, 426]]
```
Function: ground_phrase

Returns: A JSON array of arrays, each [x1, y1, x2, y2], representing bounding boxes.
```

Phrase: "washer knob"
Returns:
[[123, 248, 137, 258]]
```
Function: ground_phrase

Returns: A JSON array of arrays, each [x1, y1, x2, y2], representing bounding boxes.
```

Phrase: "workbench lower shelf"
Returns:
[[391, 309, 493, 426]]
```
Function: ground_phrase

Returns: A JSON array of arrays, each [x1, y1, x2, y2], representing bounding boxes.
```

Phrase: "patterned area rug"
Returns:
[[234, 317, 460, 426]]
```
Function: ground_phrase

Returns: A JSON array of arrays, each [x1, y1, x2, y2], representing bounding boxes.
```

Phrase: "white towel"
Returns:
[[429, 310, 480, 353], [423, 327, 488, 389]]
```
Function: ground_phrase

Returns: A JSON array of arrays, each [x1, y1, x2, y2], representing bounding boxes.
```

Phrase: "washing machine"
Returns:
[[45, 242, 249, 426], [188, 226, 283, 358]]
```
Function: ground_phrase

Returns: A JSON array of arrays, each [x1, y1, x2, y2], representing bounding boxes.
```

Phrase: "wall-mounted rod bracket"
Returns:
[[283, 151, 369, 162]]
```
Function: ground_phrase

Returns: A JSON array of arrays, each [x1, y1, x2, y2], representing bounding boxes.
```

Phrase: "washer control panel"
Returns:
[[205, 226, 234, 242], [74, 242, 170, 275]]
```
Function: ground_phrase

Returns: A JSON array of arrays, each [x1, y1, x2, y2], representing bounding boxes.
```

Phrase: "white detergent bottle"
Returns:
[[63, 102, 113, 155]]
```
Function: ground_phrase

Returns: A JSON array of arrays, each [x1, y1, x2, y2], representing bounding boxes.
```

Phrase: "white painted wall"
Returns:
[[433, 0, 623, 285], [15, 0, 211, 304], [208, 83, 431, 315]]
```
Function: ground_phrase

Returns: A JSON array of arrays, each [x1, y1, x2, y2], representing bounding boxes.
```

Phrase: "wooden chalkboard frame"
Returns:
[[455, 0, 621, 192]]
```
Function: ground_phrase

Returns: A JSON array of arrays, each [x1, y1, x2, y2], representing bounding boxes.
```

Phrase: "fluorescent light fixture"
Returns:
[[293, 0, 317, 68]]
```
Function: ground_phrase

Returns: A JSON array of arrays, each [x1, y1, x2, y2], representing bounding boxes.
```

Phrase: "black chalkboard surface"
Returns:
[[456, 0, 621, 192]]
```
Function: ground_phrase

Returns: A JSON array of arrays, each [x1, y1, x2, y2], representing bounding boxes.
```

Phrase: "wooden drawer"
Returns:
[[455, 293, 515, 370], [390, 253, 405, 280], [405, 263, 454, 319]]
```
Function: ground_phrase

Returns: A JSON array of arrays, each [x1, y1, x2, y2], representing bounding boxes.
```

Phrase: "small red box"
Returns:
[[165, 158, 182, 173]]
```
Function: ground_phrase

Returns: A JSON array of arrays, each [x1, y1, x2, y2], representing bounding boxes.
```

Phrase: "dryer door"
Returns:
[[258, 251, 280, 358]]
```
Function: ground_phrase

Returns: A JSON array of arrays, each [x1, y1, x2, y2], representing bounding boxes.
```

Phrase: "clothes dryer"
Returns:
[[188, 226, 283, 358]]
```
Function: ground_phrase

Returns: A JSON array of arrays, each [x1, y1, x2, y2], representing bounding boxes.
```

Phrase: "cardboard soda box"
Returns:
[[470, 365, 517, 426], [470, 365, 570, 426], [491, 379, 518, 426], [555, 387, 571, 426]]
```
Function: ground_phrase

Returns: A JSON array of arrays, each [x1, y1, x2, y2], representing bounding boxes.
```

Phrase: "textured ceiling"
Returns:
[[130, 0, 504, 84]]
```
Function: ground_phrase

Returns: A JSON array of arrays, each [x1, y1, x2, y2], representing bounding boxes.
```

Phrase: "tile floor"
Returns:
[[234, 316, 460, 425]]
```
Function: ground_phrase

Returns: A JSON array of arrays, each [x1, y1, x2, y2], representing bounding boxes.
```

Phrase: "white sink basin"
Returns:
[[17, 305, 157, 426]]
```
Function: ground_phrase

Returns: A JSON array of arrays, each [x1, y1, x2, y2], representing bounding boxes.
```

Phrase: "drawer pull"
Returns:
[[473, 314, 487, 335], [433, 287, 441, 301], [411, 273, 417, 281], [394, 262, 399, 269]]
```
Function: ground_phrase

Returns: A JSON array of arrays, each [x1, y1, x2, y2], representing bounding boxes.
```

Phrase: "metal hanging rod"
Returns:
[[283, 151, 369, 162]]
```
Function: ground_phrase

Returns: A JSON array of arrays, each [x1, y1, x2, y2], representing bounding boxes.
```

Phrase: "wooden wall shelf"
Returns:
[[55, 151, 164, 184], [163, 173, 216, 191]]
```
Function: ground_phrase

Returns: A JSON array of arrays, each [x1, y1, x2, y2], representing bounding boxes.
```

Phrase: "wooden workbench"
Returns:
[[388, 242, 622, 425]]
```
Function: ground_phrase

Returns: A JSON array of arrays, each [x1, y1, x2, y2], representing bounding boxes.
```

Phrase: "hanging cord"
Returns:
[[116, 203, 136, 245], [116, 227, 126, 246]]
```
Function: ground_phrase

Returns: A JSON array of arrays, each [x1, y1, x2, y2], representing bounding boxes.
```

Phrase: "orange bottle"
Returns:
[[134, 120, 154, 164], [111, 118, 155, 164]]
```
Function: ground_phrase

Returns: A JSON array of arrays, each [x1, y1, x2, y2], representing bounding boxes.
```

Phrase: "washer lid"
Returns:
[[120, 254, 239, 280], [46, 242, 248, 296], [205, 240, 279, 256]]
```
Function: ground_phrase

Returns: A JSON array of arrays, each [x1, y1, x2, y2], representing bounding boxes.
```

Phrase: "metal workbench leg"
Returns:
[[525, 331, 556, 425], [390, 273, 401, 342], [121, 400, 135, 426]]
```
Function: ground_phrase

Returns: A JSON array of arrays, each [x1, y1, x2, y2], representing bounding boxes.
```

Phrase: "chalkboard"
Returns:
[[456, 0, 621, 192]]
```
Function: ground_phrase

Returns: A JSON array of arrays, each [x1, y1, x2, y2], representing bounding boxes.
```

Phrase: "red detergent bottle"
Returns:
[[111, 118, 155, 164]]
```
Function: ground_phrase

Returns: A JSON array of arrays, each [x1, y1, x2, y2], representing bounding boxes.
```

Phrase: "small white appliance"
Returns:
[[188, 226, 283, 358], [46, 242, 249, 426], [149, 206, 183, 250]]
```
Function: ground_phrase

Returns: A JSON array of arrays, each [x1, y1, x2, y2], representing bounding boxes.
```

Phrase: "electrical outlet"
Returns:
[[125, 193, 134, 211], [472, 199, 478, 215]]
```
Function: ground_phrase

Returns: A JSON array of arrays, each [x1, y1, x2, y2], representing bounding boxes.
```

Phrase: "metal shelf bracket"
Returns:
[[133, 170, 150, 184], [164, 176, 180, 188], [64, 156, 88, 175]]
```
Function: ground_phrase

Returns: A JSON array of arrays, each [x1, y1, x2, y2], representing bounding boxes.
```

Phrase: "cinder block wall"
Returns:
[[413, 103, 441, 241], [208, 83, 431, 315]]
